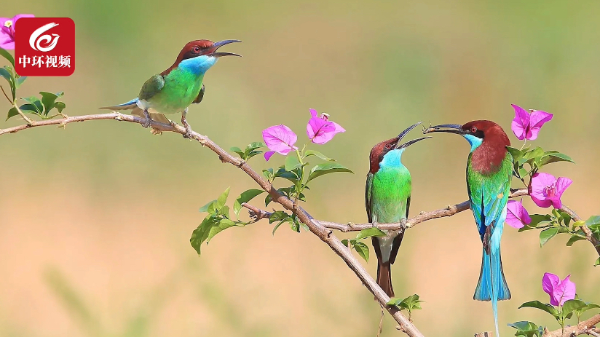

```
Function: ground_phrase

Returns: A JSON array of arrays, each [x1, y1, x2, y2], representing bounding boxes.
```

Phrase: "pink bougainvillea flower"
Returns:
[[542, 272, 576, 307], [306, 108, 345, 144], [529, 172, 572, 209], [506, 199, 532, 229], [0, 14, 35, 50], [511, 104, 553, 141], [262, 124, 298, 161]]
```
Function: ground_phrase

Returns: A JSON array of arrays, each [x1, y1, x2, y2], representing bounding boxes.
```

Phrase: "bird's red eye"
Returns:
[[193, 46, 200, 52], [471, 127, 477, 133]]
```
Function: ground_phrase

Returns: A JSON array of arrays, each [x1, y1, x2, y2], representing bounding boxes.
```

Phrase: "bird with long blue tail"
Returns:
[[366, 122, 430, 297], [424, 120, 512, 337], [101, 39, 241, 136]]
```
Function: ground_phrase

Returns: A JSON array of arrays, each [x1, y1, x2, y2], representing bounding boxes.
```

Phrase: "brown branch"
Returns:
[[242, 190, 529, 232], [317, 189, 529, 232], [542, 314, 600, 337], [0, 113, 424, 337], [560, 205, 600, 257]]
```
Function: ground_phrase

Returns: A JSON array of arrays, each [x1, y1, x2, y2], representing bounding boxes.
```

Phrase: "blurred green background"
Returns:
[[2, 0, 599, 336]]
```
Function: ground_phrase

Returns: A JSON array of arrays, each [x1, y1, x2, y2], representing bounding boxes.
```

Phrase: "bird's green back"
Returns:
[[466, 153, 513, 240]]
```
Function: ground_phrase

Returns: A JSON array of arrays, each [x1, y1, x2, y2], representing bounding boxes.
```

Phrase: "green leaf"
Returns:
[[244, 142, 265, 160], [246, 142, 266, 151], [53, 102, 66, 113], [6, 107, 18, 120], [20, 103, 43, 114], [539, 151, 575, 166], [206, 219, 238, 243], [15, 75, 26, 88], [199, 200, 216, 213], [508, 321, 544, 337], [353, 241, 369, 261], [356, 227, 387, 240], [585, 215, 600, 227], [269, 211, 290, 223], [230, 146, 244, 157], [566, 234, 587, 247], [190, 216, 240, 254], [341, 239, 349, 247], [562, 299, 587, 317], [507, 146, 523, 162], [305, 150, 334, 161], [274, 167, 300, 183], [233, 189, 265, 216], [519, 300, 559, 318], [0, 47, 15, 66], [0, 67, 12, 84], [595, 257, 600, 267], [216, 187, 230, 210], [306, 162, 353, 184], [262, 168, 274, 181], [539, 227, 560, 247], [284, 155, 302, 171], [190, 216, 219, 254], [40, 91, 63, 115]]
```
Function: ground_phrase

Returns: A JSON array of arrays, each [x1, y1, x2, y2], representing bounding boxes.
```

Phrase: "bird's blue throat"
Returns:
[[179, 55, 218, 75], [463, 134, 483, 152], [379, 148, 406, 170]]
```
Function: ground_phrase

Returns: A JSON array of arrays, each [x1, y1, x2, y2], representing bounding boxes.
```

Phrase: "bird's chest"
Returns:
[[152, 71, 203, 113], [370, 169, 411, 223]]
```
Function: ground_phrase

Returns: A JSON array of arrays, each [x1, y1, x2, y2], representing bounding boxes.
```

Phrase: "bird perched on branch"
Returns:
[[424, 120, 512, 337], [366, 122, 430, 297], [101, 39, 241, 136]]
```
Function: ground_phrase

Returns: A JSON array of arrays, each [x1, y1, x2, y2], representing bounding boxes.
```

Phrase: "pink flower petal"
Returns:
[[506, 200, 531, 229], [527, 110, 553, 141], [556, 275, 576, 306], [262, 124, 297, 156], [530, 173, 556, 208], [511, 104, 530, 140], [264, 151, 275, 161], [306, 109, 345, 145]]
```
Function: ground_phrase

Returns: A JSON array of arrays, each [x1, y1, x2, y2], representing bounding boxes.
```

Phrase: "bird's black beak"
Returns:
[[211, 39, 242, 57], [422, 124, 465, 135], [397, 136, 431, 149], [394, 122, 431, 149]]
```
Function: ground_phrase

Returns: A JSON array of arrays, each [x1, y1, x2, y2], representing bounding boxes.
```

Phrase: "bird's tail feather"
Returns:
[[376, 261, 394, 297], [100, 98, 139, 111], [474, 247, 511, 337]]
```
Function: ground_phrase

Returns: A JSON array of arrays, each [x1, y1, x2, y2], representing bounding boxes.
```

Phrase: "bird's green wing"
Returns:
[[193, 84, 205, 104], [467, 155, 513, 242], [365, 173, 373, 223], [138, 75, 165, 101]]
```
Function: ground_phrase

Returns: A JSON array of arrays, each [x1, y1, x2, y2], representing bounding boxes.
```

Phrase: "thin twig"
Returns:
[[542, 314, 600, 337], [0, 112, 424, 337], [561, 205, 600, 256], [0, 85, 12, 103]]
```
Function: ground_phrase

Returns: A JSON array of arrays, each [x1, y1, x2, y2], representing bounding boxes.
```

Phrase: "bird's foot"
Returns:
[[150, 128, 162, 135], [181, 119, 193, 138], [142, 109, 152, 128]]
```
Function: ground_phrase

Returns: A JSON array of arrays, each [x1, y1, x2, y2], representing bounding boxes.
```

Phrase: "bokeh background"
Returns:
[[2, 1, 599, 336]]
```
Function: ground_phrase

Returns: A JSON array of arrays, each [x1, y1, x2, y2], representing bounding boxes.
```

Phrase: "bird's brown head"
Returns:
[[369, 122, 430, 174], [423, 120, 511, 174]]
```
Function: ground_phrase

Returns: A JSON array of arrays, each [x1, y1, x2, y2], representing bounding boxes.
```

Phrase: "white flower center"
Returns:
[[4, 20, 12, 28]]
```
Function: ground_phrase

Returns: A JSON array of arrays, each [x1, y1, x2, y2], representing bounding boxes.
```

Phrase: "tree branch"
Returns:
[[542, 314, 600, 337], [560, 205, 600, 257], [1, 113, 424, 337]]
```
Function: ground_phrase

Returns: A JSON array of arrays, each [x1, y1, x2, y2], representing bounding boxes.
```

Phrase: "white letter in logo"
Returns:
[[29, 23, 60, 52]]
